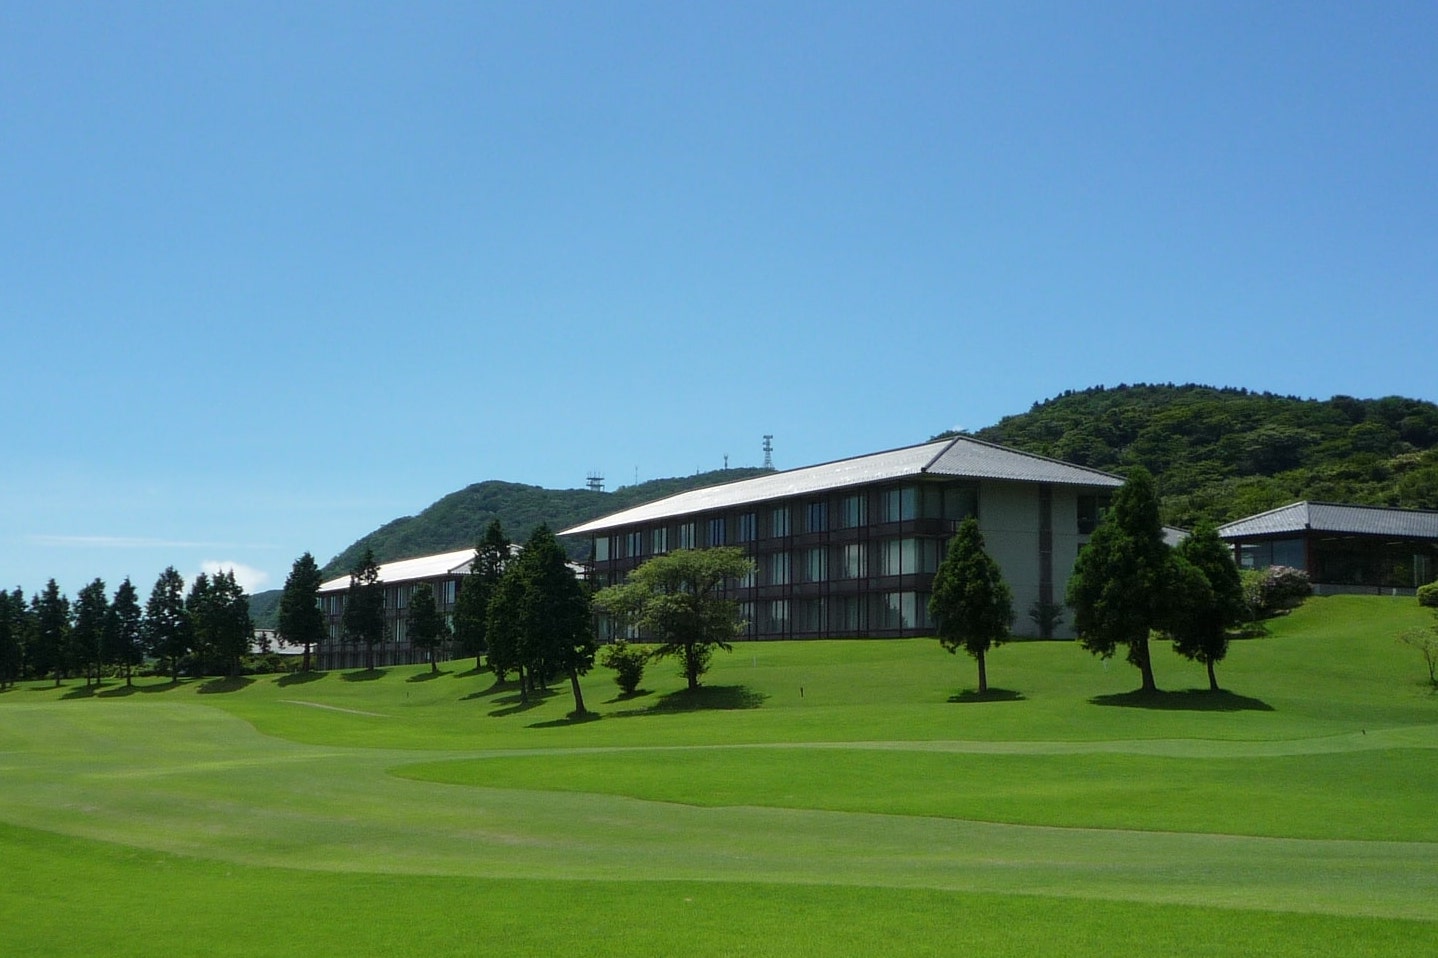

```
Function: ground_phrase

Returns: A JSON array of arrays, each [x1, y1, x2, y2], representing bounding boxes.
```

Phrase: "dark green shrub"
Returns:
[[1418, 582, 1438, 608], [598, 640, 649, 695]]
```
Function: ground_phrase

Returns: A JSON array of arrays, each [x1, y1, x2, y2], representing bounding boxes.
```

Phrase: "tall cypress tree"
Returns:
[[406, 582, 449, 673], [105, 578, 144, 687], [1067, 467, 1170, 693], [277, 552, 326, 672], [0, 587, 26, 689], [929, 518, 1014, 694], [145, 567, 191, 682], [1168, 521, 1247, 691], [70, 578, 109, 686], [33, 579, 71, 686], [342, 548, 386, 671], [454, 521, 510, 671]]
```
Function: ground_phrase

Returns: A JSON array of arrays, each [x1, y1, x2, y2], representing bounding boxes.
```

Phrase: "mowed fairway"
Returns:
[[3, 595, 1437, 956]]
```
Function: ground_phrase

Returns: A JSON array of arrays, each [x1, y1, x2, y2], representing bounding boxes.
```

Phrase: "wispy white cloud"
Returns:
[[29, 535, 275, 550], [199, 560, 271, 593]]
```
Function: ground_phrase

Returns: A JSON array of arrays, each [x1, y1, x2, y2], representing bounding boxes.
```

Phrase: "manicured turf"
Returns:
[[2, 595, 1436, 955]]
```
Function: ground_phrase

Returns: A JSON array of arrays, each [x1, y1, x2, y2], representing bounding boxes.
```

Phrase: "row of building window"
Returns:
[[594, 484, 984, 562], [601, 590, 931, 641]]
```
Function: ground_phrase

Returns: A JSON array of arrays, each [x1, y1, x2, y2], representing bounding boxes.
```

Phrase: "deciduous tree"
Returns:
[[593, 547, 754, 692], [928, 518, 1014, 694], [277, 552, 326, 672]]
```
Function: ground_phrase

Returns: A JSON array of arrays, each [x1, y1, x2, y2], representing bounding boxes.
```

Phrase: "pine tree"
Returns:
[[0, 587, 27, 689], [277, 552, 326, 672], [928, 518, 1014, 694], [70, 578, 109, 686], [105, 578, 144, 687], [33, 579, 71, 686], [145, 567, 191, 682]]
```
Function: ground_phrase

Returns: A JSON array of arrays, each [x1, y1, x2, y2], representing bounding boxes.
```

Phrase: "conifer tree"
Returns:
[[144, 567, 191, 682], [277, 552, 326, 672], [454, 521, 509, 671], [406, 581, 449, 673], [70, 578, 109, 686], [33, 579, 71, 686], [929, 518, 1014, 694], [342, 548, 386, 671], [1168, 521, 1247, 690], [1067, 467, 1170, 692], [105, 578, 144, 687]]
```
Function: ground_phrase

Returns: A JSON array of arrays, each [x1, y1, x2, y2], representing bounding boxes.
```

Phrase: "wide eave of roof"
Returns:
[[318, 548, 476, 593], [1218, 501, 1438, 540], [560, 436, 1123, 536]]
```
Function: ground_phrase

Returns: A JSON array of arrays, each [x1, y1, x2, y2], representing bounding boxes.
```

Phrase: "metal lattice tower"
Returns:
[[586, 472, 605, 493], [762, 435, 774, 470]]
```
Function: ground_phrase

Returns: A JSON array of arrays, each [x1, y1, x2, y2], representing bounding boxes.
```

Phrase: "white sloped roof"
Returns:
[[560, 436, 1123, 537], [318, 548, 476, 594], [1218, 501, 1438, 541]]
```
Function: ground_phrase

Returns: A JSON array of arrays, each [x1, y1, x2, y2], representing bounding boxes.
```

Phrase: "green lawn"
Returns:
[[2, 594, 1436, 955]]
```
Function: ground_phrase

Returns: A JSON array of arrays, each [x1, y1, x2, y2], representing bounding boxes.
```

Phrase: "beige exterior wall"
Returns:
[[978, 480, 1086, 639]]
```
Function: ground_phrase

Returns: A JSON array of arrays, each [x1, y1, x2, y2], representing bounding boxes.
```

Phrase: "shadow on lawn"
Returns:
[[461, 678, 513, 702], [198, 675, 255, 694], [948, 688, 1025, 704], [611, 684, 767, 717], [96, 683, 142, 698], [276, 670, 326, 687], [529, 710, 603, 729], [341, 668, 388, 683], [488, 687, 559, 717], [604, 689, 654, 705], [407, 669, 450, 683], [1090, 689, 1273, 712]]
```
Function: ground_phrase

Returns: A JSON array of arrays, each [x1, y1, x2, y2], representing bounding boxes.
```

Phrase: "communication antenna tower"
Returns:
[[586, 471, 605, 493], [762, 435, 774, 470]]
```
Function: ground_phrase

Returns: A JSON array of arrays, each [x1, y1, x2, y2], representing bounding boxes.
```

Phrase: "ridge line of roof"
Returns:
[[1215, 500, 1311, 531], [939, 433, 1128, 482]]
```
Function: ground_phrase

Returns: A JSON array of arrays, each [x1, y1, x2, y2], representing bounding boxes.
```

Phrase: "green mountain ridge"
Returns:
[[251, 384, 1438, 628]]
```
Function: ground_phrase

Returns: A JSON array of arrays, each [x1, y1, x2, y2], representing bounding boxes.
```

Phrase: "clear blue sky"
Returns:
[[4, 1, 1435, 598]]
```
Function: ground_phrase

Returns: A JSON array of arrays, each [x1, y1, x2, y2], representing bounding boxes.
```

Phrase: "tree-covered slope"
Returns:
[[965, 384, 1438, 526]]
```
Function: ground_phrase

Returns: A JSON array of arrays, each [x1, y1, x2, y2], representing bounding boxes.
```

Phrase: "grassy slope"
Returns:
[[2, 595, 1436, 955]]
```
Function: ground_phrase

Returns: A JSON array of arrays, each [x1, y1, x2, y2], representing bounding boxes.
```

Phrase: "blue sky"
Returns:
[[3, 1, 1435, 598]]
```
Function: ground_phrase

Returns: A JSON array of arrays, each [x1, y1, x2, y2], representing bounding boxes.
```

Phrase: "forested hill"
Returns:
[[963, 384, 1438, 527], [319, 468, 773, 580]]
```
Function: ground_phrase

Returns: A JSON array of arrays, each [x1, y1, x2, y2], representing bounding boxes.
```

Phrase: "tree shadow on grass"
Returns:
[[276, 670, 326, 687], [604, 689, 653, 705], [137, 679, 189, 693], [453, 666, 488, 679], [341, 668, 388, 682], [948, 688, 1025, 704], [96, 684, 141, 698], [61, 683, 99, 700], [198, 675, 255, 694], [528, 710, 603, 729], [488, 687, 559, 717], [407, 669, 450, 683], [1090, 689, 1273, 712], [611, 684, 767, 717], [461, 678, 515, 702]]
